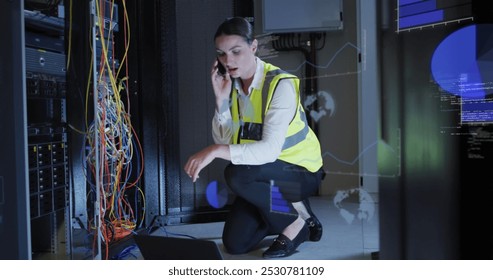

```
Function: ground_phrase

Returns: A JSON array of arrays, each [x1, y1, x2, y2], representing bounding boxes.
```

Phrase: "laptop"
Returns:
[[133, 234, 223, 260]]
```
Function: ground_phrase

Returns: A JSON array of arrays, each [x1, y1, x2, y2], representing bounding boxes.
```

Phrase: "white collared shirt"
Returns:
[[212, 58, 297, 164]]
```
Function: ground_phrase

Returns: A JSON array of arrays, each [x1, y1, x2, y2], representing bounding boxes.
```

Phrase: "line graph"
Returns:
[[257, 33, 361, 80], [286, 129, 402, 178], [284, 41, 361, 73]]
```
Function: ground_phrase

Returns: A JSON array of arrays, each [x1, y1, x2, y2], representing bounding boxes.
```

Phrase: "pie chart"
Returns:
[[205, 180, 229, 209], [431, 24, 493, 99], [431, 24, 493, 123]]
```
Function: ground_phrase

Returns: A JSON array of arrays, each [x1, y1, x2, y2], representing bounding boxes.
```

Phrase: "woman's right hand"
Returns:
[[211, 59, 232, 112]]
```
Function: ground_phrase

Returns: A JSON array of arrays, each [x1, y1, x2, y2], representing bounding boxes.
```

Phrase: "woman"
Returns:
[[184, 17, 324, 258]]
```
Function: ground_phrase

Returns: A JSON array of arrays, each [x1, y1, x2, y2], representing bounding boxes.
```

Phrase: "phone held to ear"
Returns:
[[217, 58, 226, 76]]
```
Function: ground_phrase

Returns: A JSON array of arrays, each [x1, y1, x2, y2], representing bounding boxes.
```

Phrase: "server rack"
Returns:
[[24, 1, 71, 259], [0, 0, 31, 260]]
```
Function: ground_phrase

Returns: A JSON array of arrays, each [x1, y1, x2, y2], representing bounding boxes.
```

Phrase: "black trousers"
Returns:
[[222, 160, 323, 254]]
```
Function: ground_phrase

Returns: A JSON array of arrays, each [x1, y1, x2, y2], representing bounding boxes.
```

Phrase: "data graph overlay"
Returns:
[[397, 0, 473, 32], [431, 24, 493, 124], [317, 129, 402, 178]]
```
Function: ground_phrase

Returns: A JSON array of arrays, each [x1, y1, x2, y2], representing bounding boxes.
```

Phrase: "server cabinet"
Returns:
[[0, 0, 31, 260]]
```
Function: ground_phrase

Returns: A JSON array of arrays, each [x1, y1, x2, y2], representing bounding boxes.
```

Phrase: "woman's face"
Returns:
[[215, 34, 257, 80]]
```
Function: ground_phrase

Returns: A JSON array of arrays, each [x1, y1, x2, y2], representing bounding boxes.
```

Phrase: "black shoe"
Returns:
[[302, 199, 323, 241], [306, 216, 323, 241], [263, 223, 309, 258]]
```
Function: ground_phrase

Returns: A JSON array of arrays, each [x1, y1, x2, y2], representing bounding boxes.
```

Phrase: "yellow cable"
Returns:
[[88, 0, 144, 234], [115, 0, 130, 80], [66, 0, 73, 70]]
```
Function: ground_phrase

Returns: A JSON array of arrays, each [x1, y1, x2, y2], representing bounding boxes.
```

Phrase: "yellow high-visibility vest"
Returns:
[[230, 62, 322, 172]]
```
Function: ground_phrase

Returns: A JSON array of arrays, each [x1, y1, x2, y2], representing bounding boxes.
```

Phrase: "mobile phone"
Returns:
[[217, 58, 226, 76]]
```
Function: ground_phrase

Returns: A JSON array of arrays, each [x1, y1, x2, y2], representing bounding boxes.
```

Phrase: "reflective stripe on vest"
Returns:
[[262, 69, 309, 151], [282, 107, 309, 150]]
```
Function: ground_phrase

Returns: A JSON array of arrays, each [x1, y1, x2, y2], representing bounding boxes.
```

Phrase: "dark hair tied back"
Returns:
[[214, 17, 254, 44]]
